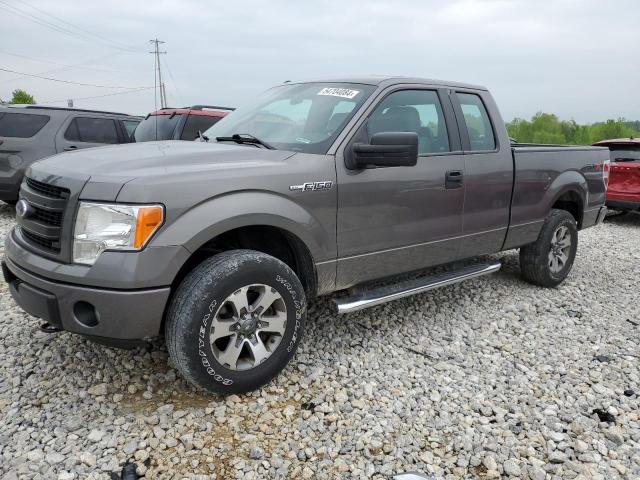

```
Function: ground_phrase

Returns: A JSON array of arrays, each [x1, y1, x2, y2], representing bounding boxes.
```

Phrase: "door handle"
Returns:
[[63, 145, 78, 151], [445, 170, 463, 189]]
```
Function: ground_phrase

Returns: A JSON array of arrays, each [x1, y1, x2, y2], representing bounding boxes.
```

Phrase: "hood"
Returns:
[[32, 141, 295, 180], [27, 140, 296, 202]]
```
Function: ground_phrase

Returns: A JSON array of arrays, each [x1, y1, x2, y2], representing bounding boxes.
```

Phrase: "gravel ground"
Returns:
[[0, 202, 639, 480]]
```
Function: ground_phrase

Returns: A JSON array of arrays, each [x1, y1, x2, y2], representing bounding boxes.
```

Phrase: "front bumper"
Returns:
[[3, 256, 170, 341]]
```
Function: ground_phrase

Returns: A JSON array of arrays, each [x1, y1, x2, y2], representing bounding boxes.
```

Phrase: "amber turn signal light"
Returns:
[[134, 206, 164, 248]]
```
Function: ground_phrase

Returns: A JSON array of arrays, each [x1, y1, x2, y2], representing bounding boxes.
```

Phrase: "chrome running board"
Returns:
[[334, 262, 501, 314]]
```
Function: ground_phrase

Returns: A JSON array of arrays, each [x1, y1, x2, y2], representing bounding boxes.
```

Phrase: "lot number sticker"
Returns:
[[317, 87, 360, 99]]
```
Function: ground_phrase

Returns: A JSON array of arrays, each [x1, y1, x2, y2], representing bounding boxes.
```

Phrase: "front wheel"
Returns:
[[519, 209, 578, 288], [165, 250, 307, 394]]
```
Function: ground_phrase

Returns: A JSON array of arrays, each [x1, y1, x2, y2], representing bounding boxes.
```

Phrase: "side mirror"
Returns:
[[349, 132, 418, 169]]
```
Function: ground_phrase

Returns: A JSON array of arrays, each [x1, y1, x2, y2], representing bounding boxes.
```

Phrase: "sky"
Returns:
[[0, 0, 638, 123]]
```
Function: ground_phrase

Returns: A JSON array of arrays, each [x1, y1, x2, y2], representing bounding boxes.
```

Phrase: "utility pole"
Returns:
[[149, 38, 167, 108]]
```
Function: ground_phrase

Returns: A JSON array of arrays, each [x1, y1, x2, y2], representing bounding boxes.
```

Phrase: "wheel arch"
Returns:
[[547, 171, 588, 229]]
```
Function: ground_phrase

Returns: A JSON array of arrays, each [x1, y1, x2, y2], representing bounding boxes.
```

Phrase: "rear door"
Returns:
[[449, 90, 514, 258], [335, 86, 465, 288], [56, 115, 120, 152]]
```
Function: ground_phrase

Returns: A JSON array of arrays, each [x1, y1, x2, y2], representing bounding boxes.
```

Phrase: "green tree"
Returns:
[[507, 113, 640, 145], [10, 89, 36, 104]]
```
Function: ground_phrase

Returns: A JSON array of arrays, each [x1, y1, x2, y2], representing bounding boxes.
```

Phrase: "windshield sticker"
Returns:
[[317, 87, 360, 99]]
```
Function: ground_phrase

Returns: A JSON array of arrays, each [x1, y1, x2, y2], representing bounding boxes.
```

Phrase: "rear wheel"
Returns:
[[519, 209, 578, 287], [165, 250, 307, 394]]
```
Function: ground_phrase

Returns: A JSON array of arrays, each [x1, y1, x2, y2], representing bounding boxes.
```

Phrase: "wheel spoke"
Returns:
[[252, 287, 280, 315], [217, 336, 244, 368], [228, 287, 250, 315], [550, 256, 560, 272], [557, 251, 568, 266], [247, 336, 270, 365], [260, 311, 287, 335], [558, 237, 571, 248], [210, 321, 236, 342]]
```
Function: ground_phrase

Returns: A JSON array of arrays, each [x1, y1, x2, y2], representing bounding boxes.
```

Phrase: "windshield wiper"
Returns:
[[215, 133, 274, 149], [196, 130, 209, 142]]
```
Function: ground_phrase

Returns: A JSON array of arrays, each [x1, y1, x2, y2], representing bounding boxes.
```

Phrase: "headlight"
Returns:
[[73, 202, 164, 265]]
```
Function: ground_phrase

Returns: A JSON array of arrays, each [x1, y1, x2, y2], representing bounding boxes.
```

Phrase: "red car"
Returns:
[[132, 105, 233, 142], [593, 138, 640, 212]]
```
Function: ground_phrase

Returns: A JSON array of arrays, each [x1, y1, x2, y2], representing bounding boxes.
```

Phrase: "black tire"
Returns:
[[519, 209, 578, 288], [165, 249, 307, 394]]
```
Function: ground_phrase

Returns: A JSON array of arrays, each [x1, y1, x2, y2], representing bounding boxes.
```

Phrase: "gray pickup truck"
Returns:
[[3, 77, 609, 394]]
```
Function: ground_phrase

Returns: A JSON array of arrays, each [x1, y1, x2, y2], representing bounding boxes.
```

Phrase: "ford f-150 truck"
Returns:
[[3, 77, 609, 394]]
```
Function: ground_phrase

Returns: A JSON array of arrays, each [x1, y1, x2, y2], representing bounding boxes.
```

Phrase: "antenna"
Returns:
[[149, 39, 167, 108]]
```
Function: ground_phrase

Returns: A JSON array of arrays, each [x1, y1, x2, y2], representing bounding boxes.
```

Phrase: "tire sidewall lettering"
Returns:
[[196, 298, 234, 386], [275, 274, 305, 353]]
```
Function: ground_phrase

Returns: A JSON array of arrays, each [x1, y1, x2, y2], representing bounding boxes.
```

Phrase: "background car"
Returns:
[[0, 105, 141, 204], [593, 138, 640, 212], [132, 105, 233, 142]]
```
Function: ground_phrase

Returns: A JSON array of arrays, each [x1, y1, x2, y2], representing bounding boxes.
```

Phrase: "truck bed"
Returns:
[[503, 144, 609, 249]]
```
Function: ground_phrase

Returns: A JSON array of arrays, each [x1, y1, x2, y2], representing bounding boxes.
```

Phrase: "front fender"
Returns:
[[152, 190, 334, 264]]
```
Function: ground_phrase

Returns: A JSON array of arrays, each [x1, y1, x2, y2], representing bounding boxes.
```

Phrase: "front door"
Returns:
[[335, 87, 465, 289]]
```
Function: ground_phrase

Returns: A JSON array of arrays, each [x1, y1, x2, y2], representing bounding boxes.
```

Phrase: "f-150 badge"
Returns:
[[289, 181, 333, 192]]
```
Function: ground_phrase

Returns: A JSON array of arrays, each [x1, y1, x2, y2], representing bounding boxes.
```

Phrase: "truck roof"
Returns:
[[286, 75, 488, 91]]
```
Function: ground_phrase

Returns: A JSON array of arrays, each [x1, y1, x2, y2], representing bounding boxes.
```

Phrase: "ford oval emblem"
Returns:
[[15, 199, 32, 219]]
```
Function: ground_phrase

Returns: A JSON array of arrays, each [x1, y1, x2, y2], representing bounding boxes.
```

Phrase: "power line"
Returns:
[[0, 49, 128, 74], [40, 86, 155, 104], [0, 0, 141, 53], [0, 67, 151, 89], [161, 56, 185, 106], [14, 0, 140, 52]]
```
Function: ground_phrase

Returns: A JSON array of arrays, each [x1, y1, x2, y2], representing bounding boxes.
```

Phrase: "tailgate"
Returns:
[[608, 161, 640, 195]]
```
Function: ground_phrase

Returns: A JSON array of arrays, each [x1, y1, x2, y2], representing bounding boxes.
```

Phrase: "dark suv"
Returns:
[[0, 105, 141, 203], [132, 105, 233, 142]]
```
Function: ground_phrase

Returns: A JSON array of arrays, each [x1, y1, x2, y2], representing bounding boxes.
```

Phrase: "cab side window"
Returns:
[[456, 93, 496, 151], [367, 90, 450, 154]]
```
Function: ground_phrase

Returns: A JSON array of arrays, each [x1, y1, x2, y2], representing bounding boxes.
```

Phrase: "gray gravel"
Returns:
[[0, 201, 639, 480]]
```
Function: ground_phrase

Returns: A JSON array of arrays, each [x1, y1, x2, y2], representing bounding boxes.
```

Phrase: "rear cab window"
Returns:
[[64, 117, 119, 144], [456, 93, 496, 151], [0, 112, 50, 138]]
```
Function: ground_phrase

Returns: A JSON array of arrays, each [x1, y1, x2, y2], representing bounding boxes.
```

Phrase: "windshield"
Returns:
[[203, 82, 375, 154], [608, 146, 640, 162], [133, 114, 182, 142]]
